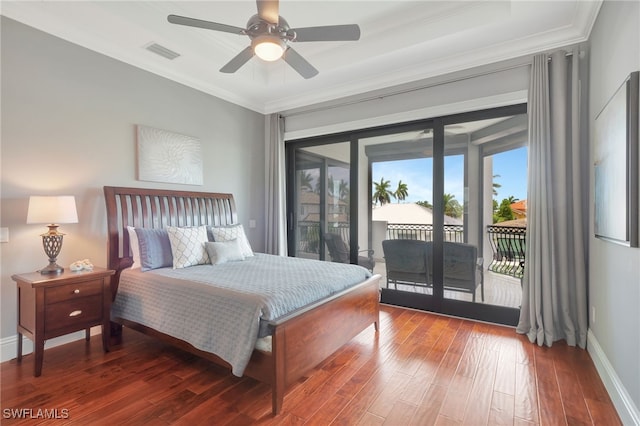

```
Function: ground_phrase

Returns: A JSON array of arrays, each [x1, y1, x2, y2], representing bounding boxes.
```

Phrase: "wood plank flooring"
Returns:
[[1, 305, 620, 425]]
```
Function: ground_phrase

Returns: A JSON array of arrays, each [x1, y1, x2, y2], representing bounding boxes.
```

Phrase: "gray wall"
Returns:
[[284, 60, 530, 139], [588, 0, 640, 419], [0, 18, 266, 341]]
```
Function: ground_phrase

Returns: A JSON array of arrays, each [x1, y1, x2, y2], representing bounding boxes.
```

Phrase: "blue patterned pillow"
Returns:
[[134, 228, 173, 271]]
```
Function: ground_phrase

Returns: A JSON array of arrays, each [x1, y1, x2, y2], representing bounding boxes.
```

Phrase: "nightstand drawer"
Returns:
[[45, 279, 103, 304], [45, 295, 103, 333]]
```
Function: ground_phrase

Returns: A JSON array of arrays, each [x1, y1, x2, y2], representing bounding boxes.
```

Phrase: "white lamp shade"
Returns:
[[27, 196, 78, 224]]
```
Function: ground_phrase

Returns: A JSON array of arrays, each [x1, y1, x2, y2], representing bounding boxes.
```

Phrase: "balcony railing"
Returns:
[[386, 223, 464, 242], [486, 225, 526, 277], [297, 222, 527, 279], [297, 222, 349, 254], [297, 223, 465, 253]]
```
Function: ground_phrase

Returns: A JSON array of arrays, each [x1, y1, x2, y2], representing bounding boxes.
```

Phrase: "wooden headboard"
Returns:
[[103, 186, 237, 297]]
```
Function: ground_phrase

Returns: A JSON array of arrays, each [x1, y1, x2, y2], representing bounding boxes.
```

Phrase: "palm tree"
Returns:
[[443, 193, 463, 218], [416, 200, 433, 209], [298, 170, 314, 192], [394, 180, 409, 203], [373, 178, 393, 206], [338, 180, 349, 201], [493, 174, 502, 197]]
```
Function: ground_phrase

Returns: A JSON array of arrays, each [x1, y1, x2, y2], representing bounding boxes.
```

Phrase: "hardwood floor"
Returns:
[[1, 305, 620, 425]]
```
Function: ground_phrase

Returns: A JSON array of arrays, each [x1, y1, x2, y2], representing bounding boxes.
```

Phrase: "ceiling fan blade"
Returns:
[[283, 47, 319, 79], [167, 15, 245, 35], [220, 46, 255, 73], [292, 24, 361, 42], [256, 0, 279, 25]]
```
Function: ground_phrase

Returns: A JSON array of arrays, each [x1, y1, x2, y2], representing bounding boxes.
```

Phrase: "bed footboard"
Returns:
[[268, 274, 381, 414]]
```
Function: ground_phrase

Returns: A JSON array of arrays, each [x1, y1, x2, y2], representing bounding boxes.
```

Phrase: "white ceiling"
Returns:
[[1, 1, 602, 114]]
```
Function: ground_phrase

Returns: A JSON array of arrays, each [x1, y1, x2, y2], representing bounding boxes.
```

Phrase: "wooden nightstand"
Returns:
[[12, 267, 115, 376]]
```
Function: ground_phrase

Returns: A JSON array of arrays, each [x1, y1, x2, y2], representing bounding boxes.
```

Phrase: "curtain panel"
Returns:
[[517, 50, 589, 348], [265, 114, 287, 256]]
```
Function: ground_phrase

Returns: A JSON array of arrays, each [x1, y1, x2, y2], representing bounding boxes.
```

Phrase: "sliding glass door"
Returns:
[[286, 104, 527, 326]]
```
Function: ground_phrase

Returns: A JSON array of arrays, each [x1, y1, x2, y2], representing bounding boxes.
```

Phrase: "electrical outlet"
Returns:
[[249, 219, 256, 229]]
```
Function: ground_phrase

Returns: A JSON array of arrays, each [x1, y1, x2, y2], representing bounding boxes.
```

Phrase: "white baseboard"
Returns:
[[0, 327, 101, 364], [587, 329, 640, 425]]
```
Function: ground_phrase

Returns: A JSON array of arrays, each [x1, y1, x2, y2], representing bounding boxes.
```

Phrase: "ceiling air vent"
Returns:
[[145, 43, 180, 60]]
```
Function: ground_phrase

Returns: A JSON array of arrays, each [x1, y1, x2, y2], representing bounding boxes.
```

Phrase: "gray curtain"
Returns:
[[517, 49, 589, 348], [264, 114, 288, 256]]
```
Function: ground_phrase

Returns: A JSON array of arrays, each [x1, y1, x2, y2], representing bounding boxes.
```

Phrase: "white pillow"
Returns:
[[209, 224, 254, 257], [205, 239, 245, 265], [166, 226, 210, 269], [127, 226, 141, 269]]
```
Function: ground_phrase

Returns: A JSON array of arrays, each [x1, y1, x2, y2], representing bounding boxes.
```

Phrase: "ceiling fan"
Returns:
[[167, 0, 361, 79]]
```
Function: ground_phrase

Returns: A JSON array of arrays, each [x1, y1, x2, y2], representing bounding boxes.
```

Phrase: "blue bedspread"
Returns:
[[111, 253, 372, 376]]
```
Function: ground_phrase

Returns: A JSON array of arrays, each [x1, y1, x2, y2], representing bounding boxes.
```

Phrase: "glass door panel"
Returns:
[[440, 114, 527, 323], [361, 129, 435, 307], [292, 143, 351, 262]]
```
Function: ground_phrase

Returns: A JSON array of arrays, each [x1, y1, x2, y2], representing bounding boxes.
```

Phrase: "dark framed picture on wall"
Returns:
[[594, 71, 639, 247]]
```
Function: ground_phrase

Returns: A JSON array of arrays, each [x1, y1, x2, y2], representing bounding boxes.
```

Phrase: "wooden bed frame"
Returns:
[[103, 186, 380, 415]]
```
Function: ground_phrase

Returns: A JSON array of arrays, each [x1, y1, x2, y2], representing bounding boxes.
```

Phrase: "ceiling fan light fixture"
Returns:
[[252, 35, 285, 61], [167, 3, 360, 78]]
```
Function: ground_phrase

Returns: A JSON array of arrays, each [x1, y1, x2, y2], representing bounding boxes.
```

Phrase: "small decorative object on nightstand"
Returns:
[[12, 267, 115, 377]]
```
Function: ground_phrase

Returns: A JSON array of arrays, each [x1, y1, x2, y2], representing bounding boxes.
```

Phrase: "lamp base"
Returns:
[[40, 262, 64, 274], [40, 230, 64, 274]]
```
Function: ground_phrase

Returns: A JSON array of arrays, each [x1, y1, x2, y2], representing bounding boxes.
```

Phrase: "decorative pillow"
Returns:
[[205, 239, 245, 265], [126, 226, 141, 269], [134, 228, 173, 271], [208, 224, 254, 257], [166, 226, 210, 269]]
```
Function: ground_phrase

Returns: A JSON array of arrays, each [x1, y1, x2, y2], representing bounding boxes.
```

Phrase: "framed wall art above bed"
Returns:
[[136, 125, 203, 186]]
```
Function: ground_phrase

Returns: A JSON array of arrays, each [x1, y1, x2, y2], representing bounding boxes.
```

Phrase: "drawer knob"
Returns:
[[69, 310, 82, 317], [73, 289, 80, 294]]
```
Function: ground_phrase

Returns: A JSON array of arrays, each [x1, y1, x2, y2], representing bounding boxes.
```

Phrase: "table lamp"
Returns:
[[27, 195, 78, 274]]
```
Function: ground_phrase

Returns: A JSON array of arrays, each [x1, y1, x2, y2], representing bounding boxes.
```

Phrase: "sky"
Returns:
[[492, 147, 528, 201], [372, 146, 528, 204]]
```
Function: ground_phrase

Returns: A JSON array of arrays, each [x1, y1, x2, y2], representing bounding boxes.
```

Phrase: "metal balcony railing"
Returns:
[[296, 222, 349, 254], [486, 225, 526, 277], [297, 222, 465, 254], [386, 223, 464, 242], [297, 222, 527, 279]]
